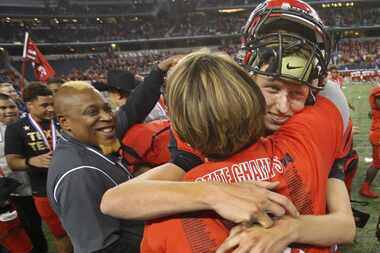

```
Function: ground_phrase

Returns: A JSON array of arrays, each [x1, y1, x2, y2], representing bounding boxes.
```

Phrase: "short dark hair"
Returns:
[[0, 82, 14, 88], [47, 78, 65, 86], [329, 65, 338, 71], [107, 70, 137, 97], [23, 82, 52, 102], [0, 93, 13, 102]]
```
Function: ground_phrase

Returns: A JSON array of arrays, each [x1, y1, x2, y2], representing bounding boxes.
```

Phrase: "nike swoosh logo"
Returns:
[[286, 63, 303, 70]]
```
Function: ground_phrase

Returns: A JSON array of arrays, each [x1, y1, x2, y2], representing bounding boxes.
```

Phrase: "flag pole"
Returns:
[[20, 32, 29, 94], [22, 32, 29, 59]]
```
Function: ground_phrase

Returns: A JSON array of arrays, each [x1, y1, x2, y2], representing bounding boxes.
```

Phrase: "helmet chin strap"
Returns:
[[305, 88, 317, 105]]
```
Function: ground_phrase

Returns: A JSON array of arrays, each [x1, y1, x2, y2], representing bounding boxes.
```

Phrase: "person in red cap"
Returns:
[[359, 86, 380, 198]]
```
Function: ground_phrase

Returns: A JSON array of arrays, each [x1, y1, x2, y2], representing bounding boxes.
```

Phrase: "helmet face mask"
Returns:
[[240, 0, 331, 89], [239, 32, 326, 89]]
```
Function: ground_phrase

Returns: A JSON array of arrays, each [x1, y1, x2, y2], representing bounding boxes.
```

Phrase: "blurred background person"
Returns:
[[46, 79, 65, 96], [0, 83, 26, 115], [4, 83, 72, 253], [359, 86, 380, 198], [328, 65, 344, 88], [0, 93, 35, 253], [98, 70, 167, 122]]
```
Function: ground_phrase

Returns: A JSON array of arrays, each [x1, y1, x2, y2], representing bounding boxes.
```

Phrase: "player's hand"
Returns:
[[28, 152, 52, 168], [158, 55, 184, 72], [352, 126, 360, 135], [348, 102, 355, 111], [210, 181, 299, 228], [216, 216, 297, 253]]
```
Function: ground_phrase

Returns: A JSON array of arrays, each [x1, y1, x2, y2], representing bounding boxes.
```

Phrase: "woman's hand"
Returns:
[[216, 216, 298, 253], [158, 55, 184, 72], [210, 182, 299, 228]]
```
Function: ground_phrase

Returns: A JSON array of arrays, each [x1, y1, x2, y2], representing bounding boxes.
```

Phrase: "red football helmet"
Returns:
[[239, 0, 331, 90]]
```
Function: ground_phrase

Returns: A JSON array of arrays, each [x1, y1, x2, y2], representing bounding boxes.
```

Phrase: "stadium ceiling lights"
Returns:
[[322, 2, 354, 8], [218, 8, 245, 14]]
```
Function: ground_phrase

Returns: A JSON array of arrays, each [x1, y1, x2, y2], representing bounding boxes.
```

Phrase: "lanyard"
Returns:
[[156, 103, 166, 116], [27, 114, 57, 151], [61, 134, 133, 180]]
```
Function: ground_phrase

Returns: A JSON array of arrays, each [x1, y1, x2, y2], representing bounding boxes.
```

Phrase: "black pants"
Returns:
[[12, 196, 48, 253], [0, 246, 9, 253]]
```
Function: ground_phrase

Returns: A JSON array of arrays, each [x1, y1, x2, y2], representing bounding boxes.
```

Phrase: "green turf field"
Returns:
[[340, 82, 380, 253], [45, 83, 380, 253]]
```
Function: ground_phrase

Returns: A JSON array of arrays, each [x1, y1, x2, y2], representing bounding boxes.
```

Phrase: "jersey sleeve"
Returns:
[[168, 129, 204, 172], [328, 159, 345, 180], [115, 68, 165, 139], [319, 81, 350, 132], [4, 122, 26, 156]]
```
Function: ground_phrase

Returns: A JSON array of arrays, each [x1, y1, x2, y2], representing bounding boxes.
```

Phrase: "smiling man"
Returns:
[[47, 81, 142, 253], [46, 55, 179, 253], [254, 73, 310, 133]]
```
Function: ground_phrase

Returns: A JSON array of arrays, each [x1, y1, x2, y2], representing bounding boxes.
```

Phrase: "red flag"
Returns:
[[23, 36, 55, 82]]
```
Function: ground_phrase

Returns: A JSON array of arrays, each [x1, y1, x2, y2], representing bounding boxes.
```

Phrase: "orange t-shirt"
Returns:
[[141, 96, 343, 253]]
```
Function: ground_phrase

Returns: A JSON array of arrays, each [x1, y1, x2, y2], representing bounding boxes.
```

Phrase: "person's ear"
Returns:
[[57, 115, 70, 132], [26, 101, 33, 112]]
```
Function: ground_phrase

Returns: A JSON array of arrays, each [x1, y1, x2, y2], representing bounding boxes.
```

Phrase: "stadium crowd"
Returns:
[[335, 39, 380, 70], [320, 8, 380, 27], [0, 0, 157, 16], [47, 38, 379, 84], [2, 6, 380, 44]]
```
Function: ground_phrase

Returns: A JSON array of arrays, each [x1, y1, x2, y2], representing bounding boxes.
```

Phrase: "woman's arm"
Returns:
[[216, 178, 355, 253], [115, 55, 183, 139], [100, 162, 299, 227]]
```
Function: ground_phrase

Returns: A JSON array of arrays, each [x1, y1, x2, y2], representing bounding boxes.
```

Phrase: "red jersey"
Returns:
[[329, 76, 344, 88], [121, 119, 171, 166], [141, 96, 344, 253], [369, 87, 380, 145]]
